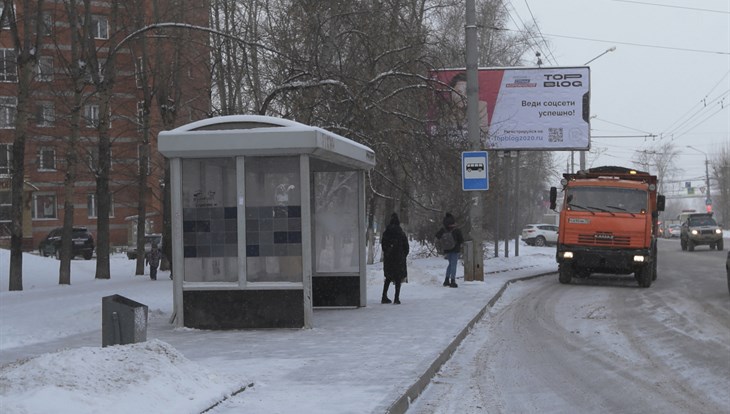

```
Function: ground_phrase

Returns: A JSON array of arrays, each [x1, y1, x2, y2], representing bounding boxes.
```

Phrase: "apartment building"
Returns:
[[0, 1, 211, 251]]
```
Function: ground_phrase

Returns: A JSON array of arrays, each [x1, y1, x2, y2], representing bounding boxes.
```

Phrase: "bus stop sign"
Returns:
[[462, 151, 489, 191]]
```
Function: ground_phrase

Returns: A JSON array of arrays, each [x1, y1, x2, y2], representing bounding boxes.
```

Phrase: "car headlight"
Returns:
[[561, 251, 573, 259], [715, 229, 722, 234], [633, 255, 645, 263], [691, 229, 698, 235]]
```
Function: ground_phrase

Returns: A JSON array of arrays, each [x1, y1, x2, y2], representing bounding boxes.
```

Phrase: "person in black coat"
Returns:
[[380, 213, 409, 304]]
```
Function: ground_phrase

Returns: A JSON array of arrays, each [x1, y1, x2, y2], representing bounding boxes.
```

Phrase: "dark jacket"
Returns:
[[435, 213, 464, 254], [147, 247, 161, 268], [381, 215, 409, 283]]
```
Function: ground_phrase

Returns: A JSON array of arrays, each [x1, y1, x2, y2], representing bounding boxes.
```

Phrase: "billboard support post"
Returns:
[[465, 0, 484, 281]]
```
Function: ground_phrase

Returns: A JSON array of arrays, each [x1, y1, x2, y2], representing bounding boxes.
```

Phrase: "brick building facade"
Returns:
[[0, 1, 211, 251]]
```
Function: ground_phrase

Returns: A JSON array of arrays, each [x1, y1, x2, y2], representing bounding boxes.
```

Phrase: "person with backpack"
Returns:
[[380, 213, 410, 304], [435, 212, 464, 288]]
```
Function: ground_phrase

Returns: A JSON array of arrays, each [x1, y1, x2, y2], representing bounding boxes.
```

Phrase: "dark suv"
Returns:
[[38, 227, 95, 260]]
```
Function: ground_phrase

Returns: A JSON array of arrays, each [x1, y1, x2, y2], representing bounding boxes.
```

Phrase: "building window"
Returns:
[[87, 193, 114, 218], [85, 147, 113, 173], [135, 58, 144, 88], [32, 192, 57, 219], [0, 96, 17, 128], [42, 12, 53, 36], [38, 147, 56, 171], [85, 59, 106, 84], [37, 56, 53, 81], [35, 102, 55, 127], [0, 5, 12, 29], [138, 144, 151, 175], [91, 15, 109, 39], [84, 104, 99, 128], [0, 143, 10, 176], [0, 190, 9, 238], [137, 101, 145, 133], [0, 49, 17, 82]]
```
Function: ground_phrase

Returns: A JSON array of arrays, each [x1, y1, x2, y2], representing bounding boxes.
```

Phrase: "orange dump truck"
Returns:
[[549, 166, 666, 287]]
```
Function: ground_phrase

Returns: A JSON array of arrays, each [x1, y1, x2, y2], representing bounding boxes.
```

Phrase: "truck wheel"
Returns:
[[534, 236, 546, 247], [638, 265, 653, 288], [652, 257, 658, 281], [83, 251, 93, 260], [558, 264, 573, 284], [718, 239, 724, 251], [688, 240, 695, 252]]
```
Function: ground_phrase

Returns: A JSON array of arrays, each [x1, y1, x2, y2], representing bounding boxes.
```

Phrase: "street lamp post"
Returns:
[[687, 145, 712, 209]]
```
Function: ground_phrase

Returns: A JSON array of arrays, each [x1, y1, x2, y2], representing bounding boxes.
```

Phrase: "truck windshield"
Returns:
[[566, 187, 647, 213]]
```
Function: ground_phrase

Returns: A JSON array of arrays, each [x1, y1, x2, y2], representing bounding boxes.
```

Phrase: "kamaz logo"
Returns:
[[594, 233, 614, 240], [544, 73, 583, 87]]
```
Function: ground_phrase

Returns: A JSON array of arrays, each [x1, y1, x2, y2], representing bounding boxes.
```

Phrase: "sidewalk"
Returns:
[[0, 246, 557, 414], [157, 250, 558, 413]]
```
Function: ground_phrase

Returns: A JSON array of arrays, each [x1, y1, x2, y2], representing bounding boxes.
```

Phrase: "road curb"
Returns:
[[385, 271, 555, 414]]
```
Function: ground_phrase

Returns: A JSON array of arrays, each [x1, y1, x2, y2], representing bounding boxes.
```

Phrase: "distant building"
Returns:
[[0, 1, 211, 250]]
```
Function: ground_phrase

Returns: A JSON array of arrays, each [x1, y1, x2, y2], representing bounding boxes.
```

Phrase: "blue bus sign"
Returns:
[[462, 151, 489, 191]]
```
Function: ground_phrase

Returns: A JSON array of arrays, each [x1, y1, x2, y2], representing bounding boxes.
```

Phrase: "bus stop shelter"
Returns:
[[158, 115, 376, 329]]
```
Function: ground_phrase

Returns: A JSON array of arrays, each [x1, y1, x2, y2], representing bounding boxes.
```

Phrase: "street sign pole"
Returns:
[[465, 0, 484, 281]]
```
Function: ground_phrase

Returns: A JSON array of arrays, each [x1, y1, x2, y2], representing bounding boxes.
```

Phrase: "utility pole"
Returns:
[[687, 146, 712, 211], [465, 0, 484, 280]]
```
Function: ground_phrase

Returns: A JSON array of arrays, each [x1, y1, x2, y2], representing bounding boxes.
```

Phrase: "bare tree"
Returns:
[[82, 0, 121, 280], [4, 0, 45, 291], [711, 141, 729, 225], [632, 142, 681, 194], [55, 0, 91, 284]]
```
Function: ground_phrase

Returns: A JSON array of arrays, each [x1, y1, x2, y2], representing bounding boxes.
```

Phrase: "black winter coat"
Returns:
[[381, 223, 409, 283]]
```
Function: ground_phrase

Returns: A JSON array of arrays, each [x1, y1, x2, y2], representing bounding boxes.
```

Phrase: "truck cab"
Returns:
[[550, 166, 665, 288]]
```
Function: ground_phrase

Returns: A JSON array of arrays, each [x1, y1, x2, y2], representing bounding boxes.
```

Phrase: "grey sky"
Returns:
[[507, 0, 729, 194]]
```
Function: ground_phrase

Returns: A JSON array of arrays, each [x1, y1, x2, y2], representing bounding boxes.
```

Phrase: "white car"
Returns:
[[521, 224, 559, 247]]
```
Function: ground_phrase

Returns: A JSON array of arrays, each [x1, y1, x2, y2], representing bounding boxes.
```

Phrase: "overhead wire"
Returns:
[[608, 0, 730, 15], [502, 1, 558, 66], [522, 0, 559, 65], [661, 71, 729, 134]]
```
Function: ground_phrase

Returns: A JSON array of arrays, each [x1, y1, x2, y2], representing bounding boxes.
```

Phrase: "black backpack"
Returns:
[[438, 230, 456, 251]]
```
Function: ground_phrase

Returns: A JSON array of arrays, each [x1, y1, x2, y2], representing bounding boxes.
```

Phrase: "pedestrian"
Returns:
[[380, 213, 409, 304], [147, 243, 161, 281], [435, 212, 464, 288]]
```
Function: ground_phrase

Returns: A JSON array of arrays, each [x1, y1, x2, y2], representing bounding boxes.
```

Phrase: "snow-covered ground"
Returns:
[[0, 242, 556, 414]]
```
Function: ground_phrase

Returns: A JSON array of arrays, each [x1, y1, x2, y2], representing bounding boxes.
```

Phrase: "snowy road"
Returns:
[[409, 238, 730, 413]]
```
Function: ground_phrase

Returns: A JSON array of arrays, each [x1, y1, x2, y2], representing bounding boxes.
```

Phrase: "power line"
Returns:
[[502, 2, 558, 66], [498, 28, 730, 55], [522, 0, 559, 65], [608, 0, 730, 14]]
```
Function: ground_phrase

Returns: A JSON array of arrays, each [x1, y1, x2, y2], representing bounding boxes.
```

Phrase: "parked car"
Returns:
[[38, 227, 95, 260], [521, 224, 558, 247], [126, 233, 163, 260]]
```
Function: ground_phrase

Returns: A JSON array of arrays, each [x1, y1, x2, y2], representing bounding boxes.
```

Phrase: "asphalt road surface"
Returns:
[[408, 238, 730, 414]]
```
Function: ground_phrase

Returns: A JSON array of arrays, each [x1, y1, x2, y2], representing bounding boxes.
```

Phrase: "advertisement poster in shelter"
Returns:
[[429, 66, 591, 151]]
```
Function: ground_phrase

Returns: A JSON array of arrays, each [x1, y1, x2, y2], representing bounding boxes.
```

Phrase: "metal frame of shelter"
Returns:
[[158, 115, 376, 329]]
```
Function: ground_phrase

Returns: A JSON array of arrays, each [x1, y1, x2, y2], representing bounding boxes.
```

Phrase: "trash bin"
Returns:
[[102, 294, 148, 347]]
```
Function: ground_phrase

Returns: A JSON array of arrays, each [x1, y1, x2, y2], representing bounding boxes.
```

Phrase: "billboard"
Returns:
[[430, 66, 590, 151]]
